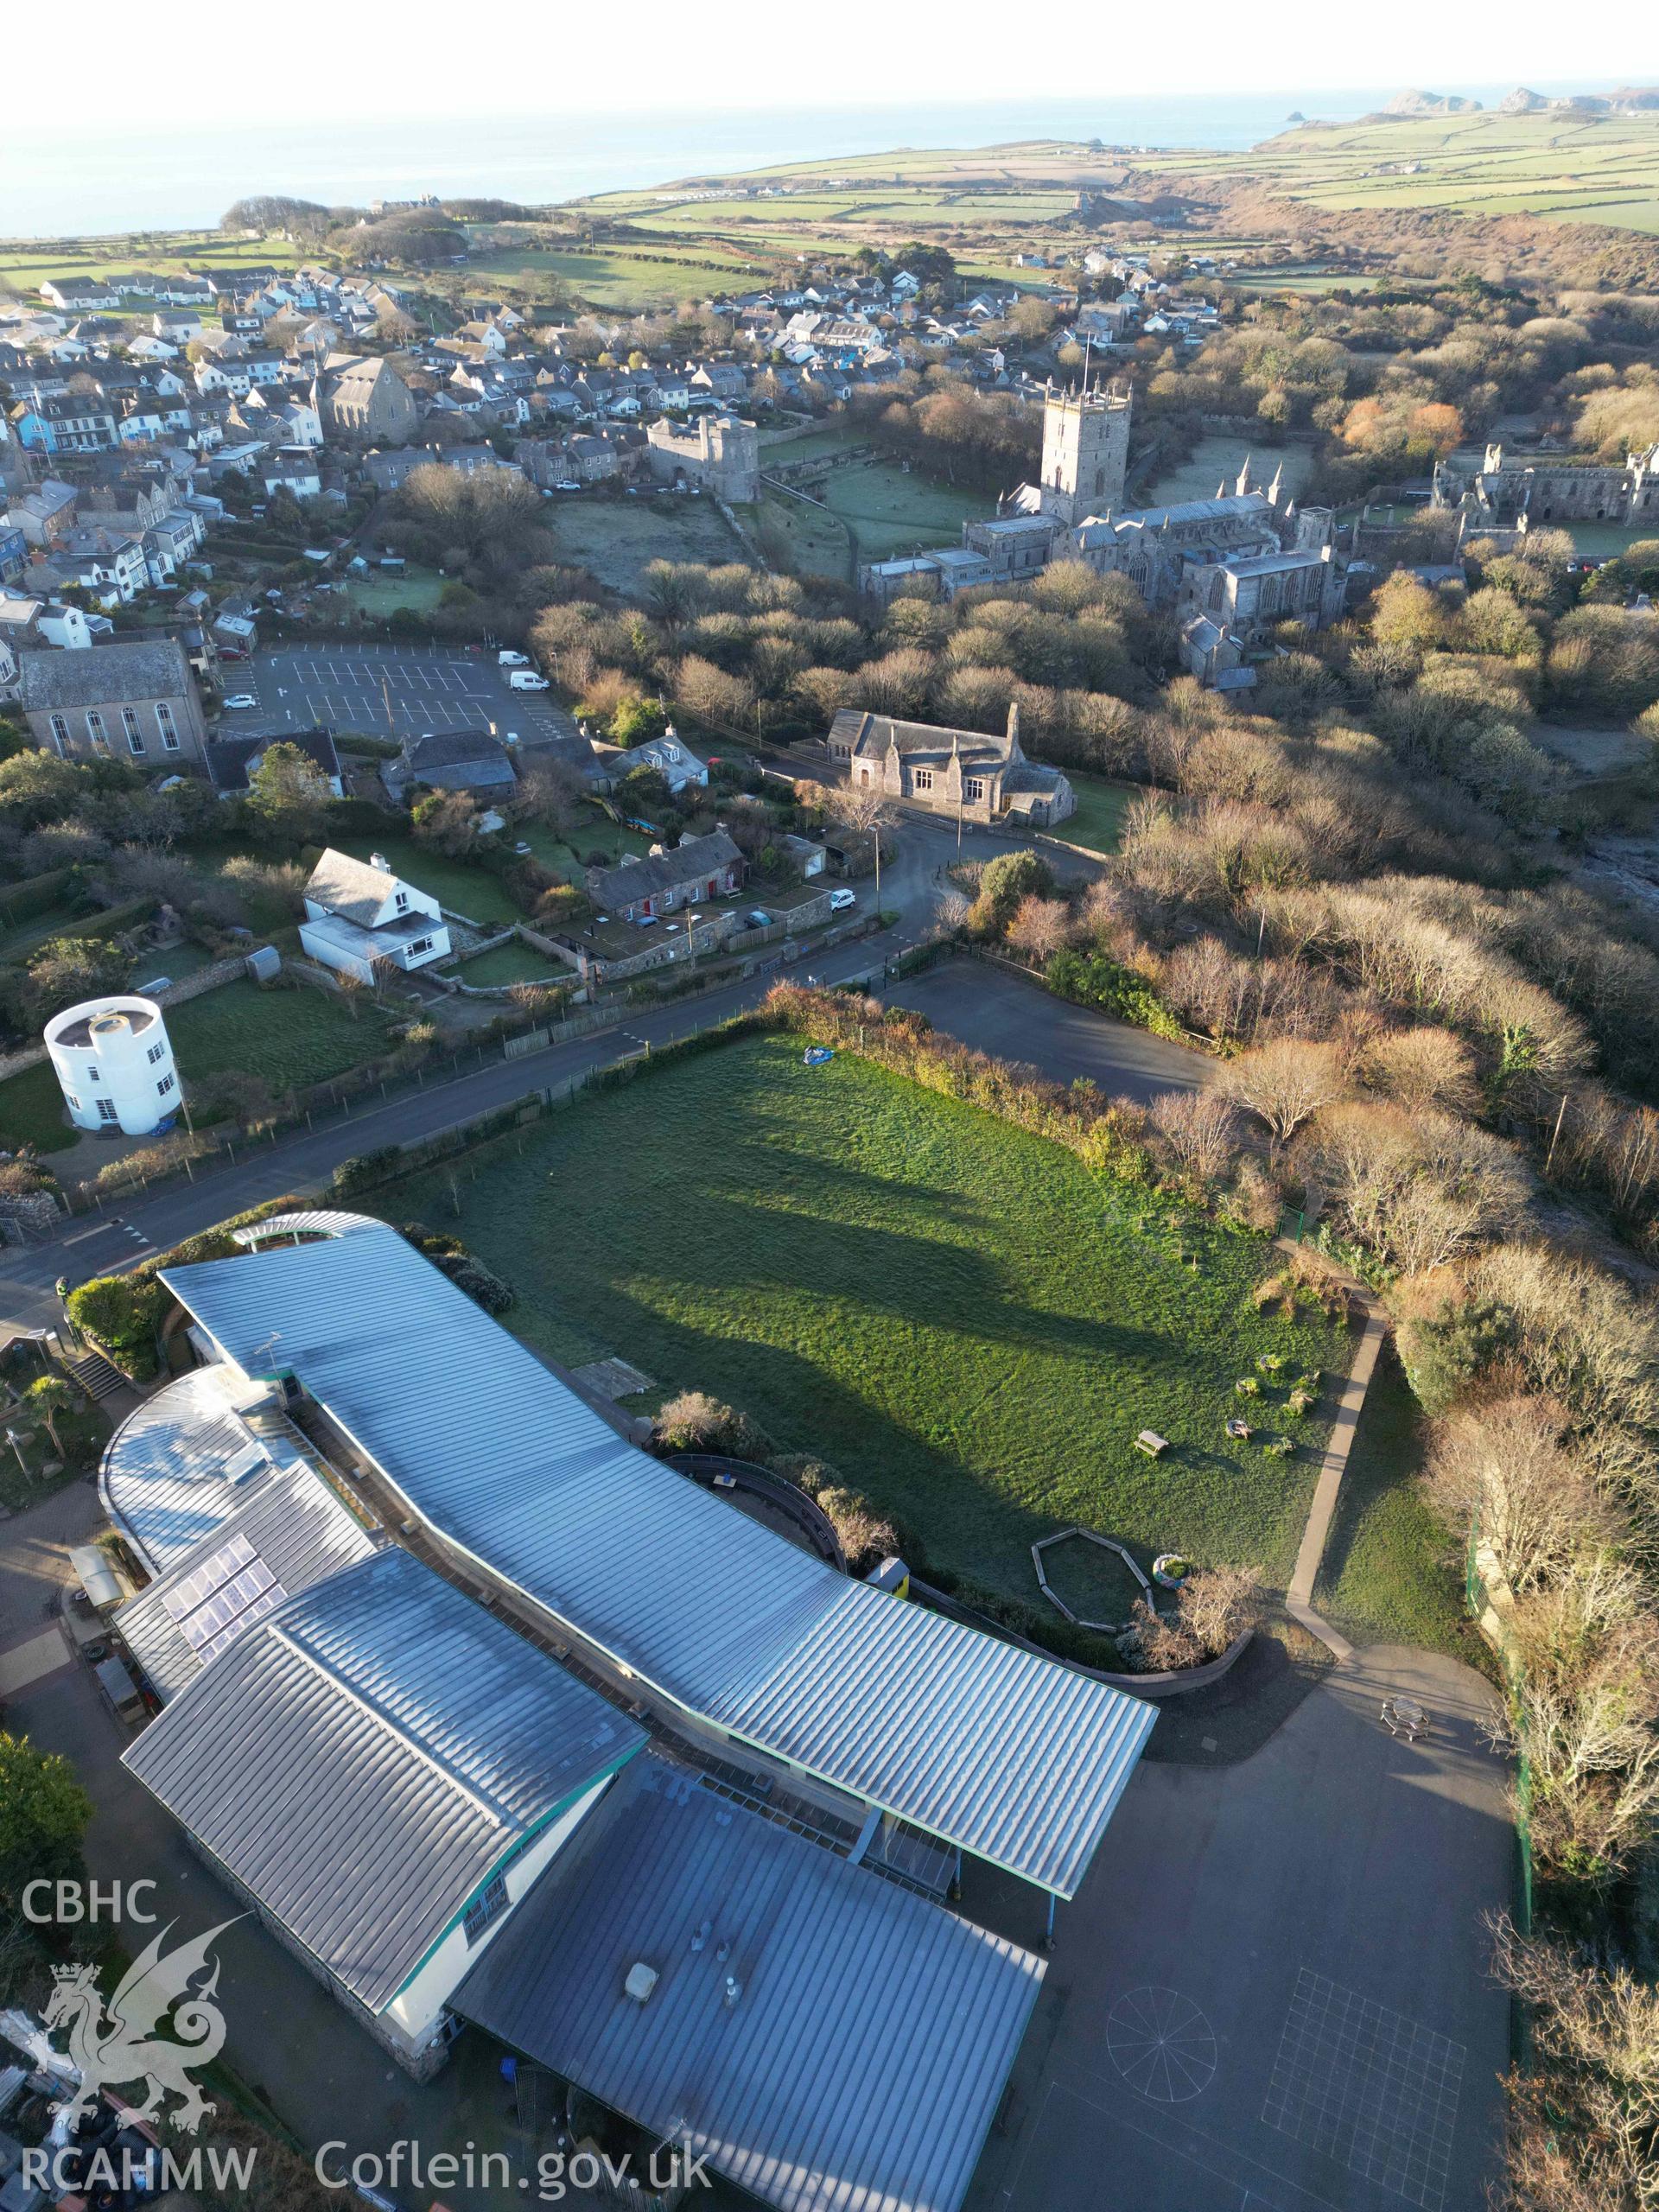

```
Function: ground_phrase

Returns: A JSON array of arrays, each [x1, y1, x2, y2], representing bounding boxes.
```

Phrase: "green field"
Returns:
[[518, 812, 654, 874], [450, 939, 565, 986], [345, 565, 446, 615], [1060, 773, 1138, 855], [0, 229, 302, 296], [544, 493, 747, 593], [764, 436, 986, 564], [1313, 1350, 1469, 1659], [386, 1031, 1353, 1605]]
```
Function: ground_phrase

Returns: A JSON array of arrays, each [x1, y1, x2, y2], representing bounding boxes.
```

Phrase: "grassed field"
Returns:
[[0, 1063, 80, 1154], [165, 980, 396, 1096], [345, 565, 445, 615], [0, 229, 302, 296], [460, 230, 764, 311], [1133, 111, 1659, 237], [763, 442, 985, 564], [449, 939, 564, 986], [386, 1031, 1353, 1601], [1141, 435, 1315, 510], [1060, 772, 1138, 856], [753, 489, 854, 581], [518, 812, 654, 874], [1313, 1350, 1470, 1661], [543, 493, 746, 593]]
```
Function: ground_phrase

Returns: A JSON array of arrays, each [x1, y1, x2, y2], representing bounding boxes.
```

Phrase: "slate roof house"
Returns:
[[299, 847, 449, 982], [584, 829, 741, 921], [393, 728, 518, 798], [205, 727, 342, 798], [17, 637, 207, 765], [828, 702, 1075, 829]]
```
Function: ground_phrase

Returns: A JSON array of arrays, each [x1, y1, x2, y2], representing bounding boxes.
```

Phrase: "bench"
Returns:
[[1135, 1430, 1171, 1458]]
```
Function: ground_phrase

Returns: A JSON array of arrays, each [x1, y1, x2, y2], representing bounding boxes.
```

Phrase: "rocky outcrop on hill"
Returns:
[[1382, 89, 1484, 117]]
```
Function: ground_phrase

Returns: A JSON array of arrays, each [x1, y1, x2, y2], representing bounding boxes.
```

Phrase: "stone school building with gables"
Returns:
[[828, 703, 1076, 830]]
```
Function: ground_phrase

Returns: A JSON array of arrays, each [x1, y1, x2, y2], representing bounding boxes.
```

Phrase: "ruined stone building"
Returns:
[[1432, 441, 1659, 534]]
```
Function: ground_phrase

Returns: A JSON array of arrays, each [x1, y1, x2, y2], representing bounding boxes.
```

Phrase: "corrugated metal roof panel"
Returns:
[[115, 1460, 378, 1701], [99, 1367, 303, 1572], [122, 1550, 645, 2012], [162, 1218, 1154, 1897], [456, 1754, 1044, 2212]]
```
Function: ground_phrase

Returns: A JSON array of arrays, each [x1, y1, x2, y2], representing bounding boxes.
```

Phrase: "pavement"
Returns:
[[225, 642, 582, 751], [964, 1643, 1511, 2212]]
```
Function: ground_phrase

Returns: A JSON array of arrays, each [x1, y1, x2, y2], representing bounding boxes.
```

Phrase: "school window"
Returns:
[[964, 778, 985, 802], [461, 1875, 509, 1946], [49, 715, 71, 752], [85, 709, 108, 751], [913, 768, 934, 791], [96, 1099, 118, 1123], [156, 1073, 175, 1096], [155, 702, 180, 750], [123, 707, 145, 754]]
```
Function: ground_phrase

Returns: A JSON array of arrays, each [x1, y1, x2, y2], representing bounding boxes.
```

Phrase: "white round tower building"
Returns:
[[44, 996, 181, 1137]]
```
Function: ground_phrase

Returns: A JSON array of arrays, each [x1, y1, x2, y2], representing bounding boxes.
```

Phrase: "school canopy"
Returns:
[[454, 1752, 1045, 2212], [162, 1213, 1155, 1898]]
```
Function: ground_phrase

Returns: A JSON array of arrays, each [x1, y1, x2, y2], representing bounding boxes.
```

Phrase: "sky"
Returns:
[[35, 0, 1659, 128]]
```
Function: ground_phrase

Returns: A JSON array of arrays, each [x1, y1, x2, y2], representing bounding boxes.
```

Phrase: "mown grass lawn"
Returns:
[[1062, 773, 1139, 856], [450, 940, 565, 986], [0, 1061, 78, 1154], [1313, 1349, 1471, 1662], [386, 1031, 1351, 1601], [166, 981, 394, 1097]]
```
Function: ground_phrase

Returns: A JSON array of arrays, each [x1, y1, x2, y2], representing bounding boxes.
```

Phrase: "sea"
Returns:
[[0, 82, 1613, 240]]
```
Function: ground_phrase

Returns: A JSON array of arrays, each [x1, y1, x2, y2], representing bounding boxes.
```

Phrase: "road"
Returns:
[[226, 641, 582, 750], [0, 813, 1197, 1339]]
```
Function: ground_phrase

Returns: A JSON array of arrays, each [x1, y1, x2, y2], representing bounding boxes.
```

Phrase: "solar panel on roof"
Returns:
[[158, 1529, 287, 1659], [160, 1530, 256, 1620]]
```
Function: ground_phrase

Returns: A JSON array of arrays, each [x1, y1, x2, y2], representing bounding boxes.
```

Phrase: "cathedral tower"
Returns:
[[1035, 380, 1131, 527]]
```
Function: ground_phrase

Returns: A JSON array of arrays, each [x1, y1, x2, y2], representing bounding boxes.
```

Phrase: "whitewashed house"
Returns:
[[299, 847, 449, 982]]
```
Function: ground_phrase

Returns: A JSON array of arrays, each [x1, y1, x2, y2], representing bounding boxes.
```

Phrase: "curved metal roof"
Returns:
[[162, 1218, 1154, 1897]]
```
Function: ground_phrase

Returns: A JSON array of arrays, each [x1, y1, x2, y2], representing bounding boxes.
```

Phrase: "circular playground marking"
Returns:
[[1106, 1986, 1218, 2103]]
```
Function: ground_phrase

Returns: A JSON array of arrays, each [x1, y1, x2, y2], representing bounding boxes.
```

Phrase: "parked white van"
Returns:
[[507, 670, 550, 691], [498, 649, 529, 667]]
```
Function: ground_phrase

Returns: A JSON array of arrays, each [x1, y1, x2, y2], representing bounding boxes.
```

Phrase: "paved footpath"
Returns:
[[1286, 1304, 1389, 1663]]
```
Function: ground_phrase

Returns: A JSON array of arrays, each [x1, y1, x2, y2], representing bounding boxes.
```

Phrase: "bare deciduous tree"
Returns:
[[1005, 894, 1073, 965], [1149, 1088, 1243, 1187], [1221, 1039, 1347, 1148], [1424, 1395, 1618, 1596]]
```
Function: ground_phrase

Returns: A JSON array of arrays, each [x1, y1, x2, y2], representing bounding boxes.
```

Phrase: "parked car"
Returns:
[[746, 909, 772, 929], [223, 694, 257, 709], [508, 671, 550, 691], [498, 650, 529, 667], [830, 887, 856, 912]]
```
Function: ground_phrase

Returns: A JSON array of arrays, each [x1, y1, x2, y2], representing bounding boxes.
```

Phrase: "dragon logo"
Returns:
[[43, 1919, 240, 2133]]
